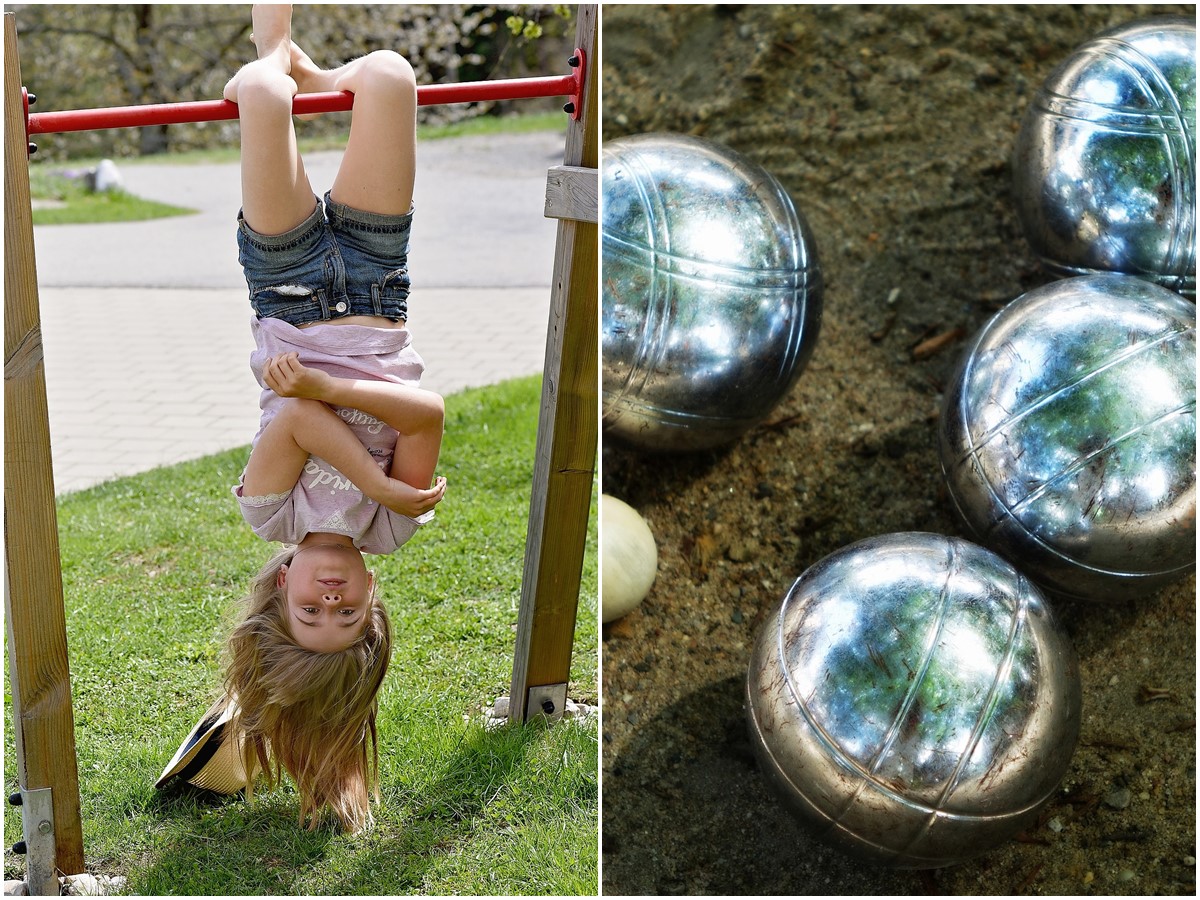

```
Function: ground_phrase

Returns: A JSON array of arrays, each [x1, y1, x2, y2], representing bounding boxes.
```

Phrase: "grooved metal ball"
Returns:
[[602, 133, 823, 452], [939, 275, 1196, 601], [745, 533, 1082, 869], [1013, 16, 1197, 297]]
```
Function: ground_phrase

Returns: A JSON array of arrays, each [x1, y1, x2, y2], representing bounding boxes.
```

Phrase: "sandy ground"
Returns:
[[599, 4, 1196, 895]]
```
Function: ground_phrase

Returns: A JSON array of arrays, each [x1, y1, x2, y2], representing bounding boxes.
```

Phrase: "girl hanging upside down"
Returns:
[[157, 3, 446, 833]]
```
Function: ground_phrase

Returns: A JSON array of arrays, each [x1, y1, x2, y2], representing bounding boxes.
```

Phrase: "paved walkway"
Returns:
[[32, 132, 565, 494]]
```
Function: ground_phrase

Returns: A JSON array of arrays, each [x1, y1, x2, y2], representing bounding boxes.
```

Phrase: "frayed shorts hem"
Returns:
[[237, 192, 414, 326]]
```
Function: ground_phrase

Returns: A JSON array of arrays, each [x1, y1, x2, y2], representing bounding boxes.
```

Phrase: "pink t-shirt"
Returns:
[[233, 316, 434, 554]]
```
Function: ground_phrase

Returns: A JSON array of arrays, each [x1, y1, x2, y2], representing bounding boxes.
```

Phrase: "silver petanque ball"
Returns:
[[939, 275, 1196, 602], [1013, 16, 1196, 297], [602, 133, 822, 452], [745, 533, 1082, 869]]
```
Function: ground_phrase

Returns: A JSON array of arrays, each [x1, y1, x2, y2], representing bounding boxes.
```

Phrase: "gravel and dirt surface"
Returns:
[[599, 5, 1196, 895]]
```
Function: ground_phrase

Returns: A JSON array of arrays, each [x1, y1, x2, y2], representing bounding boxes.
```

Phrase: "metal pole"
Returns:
[[27, 70, 582, 137]]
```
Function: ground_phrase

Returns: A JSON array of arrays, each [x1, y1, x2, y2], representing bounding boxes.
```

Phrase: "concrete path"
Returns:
[[32, 131, 567, 494]]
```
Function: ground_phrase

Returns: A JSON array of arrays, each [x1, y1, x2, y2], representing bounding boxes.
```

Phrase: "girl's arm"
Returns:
[[263, 352, 445, 490], [264, 352, 443, 434], [242, 397, 445, 518]]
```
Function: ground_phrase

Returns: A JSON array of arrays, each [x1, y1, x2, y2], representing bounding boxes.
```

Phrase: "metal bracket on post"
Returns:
[[21, 86, 36, 156], [526, 683, 569, 724], [563, 48, 585, 120], [12, 786, 58, 895]]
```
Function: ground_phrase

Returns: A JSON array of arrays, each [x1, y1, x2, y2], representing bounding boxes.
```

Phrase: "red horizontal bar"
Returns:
[[27, 72, 578, 136]]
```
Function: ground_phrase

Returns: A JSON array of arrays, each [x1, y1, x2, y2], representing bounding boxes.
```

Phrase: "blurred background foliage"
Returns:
[[11, 4, 575, 160]]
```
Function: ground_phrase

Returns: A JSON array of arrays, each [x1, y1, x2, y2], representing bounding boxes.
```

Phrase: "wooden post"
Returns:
[[508, 3, 598, 724], [4, 11, 87, 882]]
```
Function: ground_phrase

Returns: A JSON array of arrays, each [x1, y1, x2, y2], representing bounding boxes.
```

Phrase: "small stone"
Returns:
[[728, 540, 759, 563], [731, 609, 744, 624], [1118, 869, 1136, 883], [1109, 674, 1119, 686], [1083, 871, 1094, 885], [86, 159, 123, 193], [1104, 786, 1132, 810], [493, 696, 510, 718], [1047, 817, 1064, 833], [62, 874, 104, 896], [974, 63, 1001, 86], [1183, 855, 1196, 866], [754, 482, 775, 499], [4, 881, 28, 897]]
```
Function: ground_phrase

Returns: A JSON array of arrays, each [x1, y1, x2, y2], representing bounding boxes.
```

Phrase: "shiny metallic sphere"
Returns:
[[940, 275, 1196, 602], [745, 533, 1081, 869], [1013, 16, 1196, 297], [602, 133, 822, 452]]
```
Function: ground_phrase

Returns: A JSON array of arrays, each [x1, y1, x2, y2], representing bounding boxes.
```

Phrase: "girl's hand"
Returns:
[[384, 475, 447, 518], [264, 352, 332, 400]]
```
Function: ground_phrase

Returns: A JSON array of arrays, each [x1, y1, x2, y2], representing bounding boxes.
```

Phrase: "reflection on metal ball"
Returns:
[[1013, 16, 1196, 297], [940, 275, 1196, 601], [745, 533, 1082, 869], [602, 133, 822, 452]]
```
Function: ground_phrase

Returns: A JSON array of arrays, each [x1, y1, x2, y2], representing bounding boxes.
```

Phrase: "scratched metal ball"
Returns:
[[602, 133, 822, 452], [745, 532, 1082, 869], [940, 275, 1196, 602], [1013, 16, 1196, 297]]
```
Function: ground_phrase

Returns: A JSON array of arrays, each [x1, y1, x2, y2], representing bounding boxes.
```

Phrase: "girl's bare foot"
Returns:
[[288, 40, 335, 117], [223, 5, 295, 103], [289, 41, 333, 94], [249, 4, 294, 63]]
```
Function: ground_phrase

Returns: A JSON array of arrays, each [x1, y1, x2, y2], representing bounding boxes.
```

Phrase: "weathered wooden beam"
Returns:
[[4, 10, 86, 885], [509, 3, 598, 724], [545, 165, 598, 224]]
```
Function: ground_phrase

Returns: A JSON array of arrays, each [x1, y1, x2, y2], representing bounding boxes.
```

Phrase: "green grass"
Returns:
[[29, 167, 195, 226], [3, 374, 599, 895], [419, 109, 566, 141]]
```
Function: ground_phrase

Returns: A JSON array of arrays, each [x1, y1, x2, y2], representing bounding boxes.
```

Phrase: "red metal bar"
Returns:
[[27, 67, 582, 137]]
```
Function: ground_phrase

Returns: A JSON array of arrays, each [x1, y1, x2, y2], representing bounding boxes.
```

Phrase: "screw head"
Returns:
[[37, 820, 52, 835]]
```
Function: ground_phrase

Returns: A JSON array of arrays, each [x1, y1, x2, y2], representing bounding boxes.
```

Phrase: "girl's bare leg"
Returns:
[[224, 5, 317, 235], [389, 426, 443, 495], [289, 44, 417, 215]]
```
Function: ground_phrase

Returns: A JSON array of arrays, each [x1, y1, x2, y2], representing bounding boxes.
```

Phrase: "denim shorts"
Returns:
[[237, 191, 413, 325]]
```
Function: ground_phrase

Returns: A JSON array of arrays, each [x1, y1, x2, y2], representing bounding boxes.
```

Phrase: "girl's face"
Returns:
[[278, 543, 375, 653]]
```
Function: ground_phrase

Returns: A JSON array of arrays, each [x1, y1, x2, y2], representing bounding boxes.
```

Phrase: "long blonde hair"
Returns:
[[222, 546, 391, 832]]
